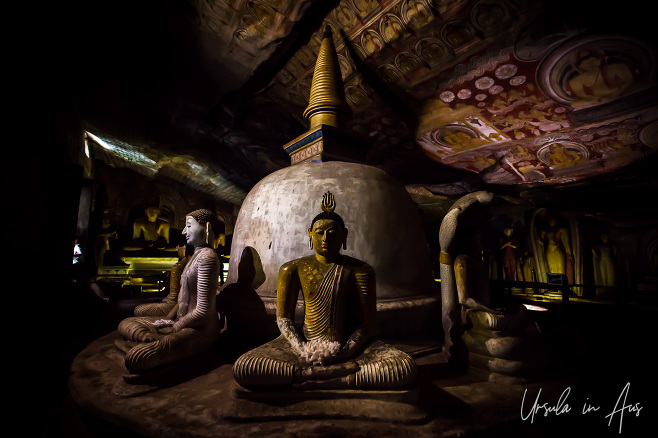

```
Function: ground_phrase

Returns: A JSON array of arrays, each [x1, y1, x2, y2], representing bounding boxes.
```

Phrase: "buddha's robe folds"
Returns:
[[233, 256, 417, 389], [118, 247, 221, 372]]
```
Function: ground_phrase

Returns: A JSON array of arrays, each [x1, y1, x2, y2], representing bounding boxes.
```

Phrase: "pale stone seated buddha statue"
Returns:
[[233, 192, 417, 390], [117, 209, 222, 375]]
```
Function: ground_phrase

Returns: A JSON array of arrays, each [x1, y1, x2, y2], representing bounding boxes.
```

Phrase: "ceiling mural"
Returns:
[[263, 0, 658, 187], [196, 0, 315, 53], [415, 31, 656, 185], [68, 0, 658, 204]]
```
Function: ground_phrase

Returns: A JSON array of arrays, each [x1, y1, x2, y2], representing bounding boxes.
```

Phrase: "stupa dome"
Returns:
[[222, 27, 439, 336], [225, 160, 440, 335]]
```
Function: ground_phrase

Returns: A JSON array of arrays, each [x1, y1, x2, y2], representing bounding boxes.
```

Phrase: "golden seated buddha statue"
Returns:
[[123, 206, 173, 251], [117, 209, 222, 374], [233, 192, 417, 390]]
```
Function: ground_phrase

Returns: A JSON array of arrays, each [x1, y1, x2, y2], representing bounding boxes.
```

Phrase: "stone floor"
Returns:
[[48, 323, 653, 438], [37, 285, 656, 438]]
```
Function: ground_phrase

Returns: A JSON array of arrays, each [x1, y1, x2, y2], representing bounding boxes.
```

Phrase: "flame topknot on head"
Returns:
[[311, 191, 345, 230], [321, 191, 336, 213]]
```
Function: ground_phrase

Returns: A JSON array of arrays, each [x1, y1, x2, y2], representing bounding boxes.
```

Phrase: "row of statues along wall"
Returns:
[[473, 209, 619, 297]]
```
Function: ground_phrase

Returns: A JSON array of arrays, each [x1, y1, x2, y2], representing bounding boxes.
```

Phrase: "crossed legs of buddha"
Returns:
[[117, 316, 216, 373], [233, 335, 417, 390]]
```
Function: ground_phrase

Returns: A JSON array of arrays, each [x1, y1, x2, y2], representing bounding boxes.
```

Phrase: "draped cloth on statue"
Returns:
[[233, 257, 417, 390], [304, 262, 343, 342]]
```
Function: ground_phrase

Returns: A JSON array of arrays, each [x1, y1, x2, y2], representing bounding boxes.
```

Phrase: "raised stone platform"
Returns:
[[65, 330, 650, 437], [226, 387, 427, 423]]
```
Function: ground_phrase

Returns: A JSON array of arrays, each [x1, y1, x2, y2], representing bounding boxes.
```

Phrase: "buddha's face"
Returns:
[[146, 207, 161, 222], [309, 219, 346, 258], [182, 216, 206, 247]]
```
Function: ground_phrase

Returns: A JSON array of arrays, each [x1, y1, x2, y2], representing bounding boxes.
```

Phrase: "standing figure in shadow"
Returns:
[[500, 226, 521, 282], [592, 232, 617, 295], [521, 249, 536, 292], [543, 215, 574, 282], [233, 192, 417, 390], [117, 209, 222, 375]]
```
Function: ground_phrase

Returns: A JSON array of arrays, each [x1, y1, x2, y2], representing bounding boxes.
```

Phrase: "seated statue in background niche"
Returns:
[[363, 32, 382, 55], [125, 206, 171, 250], [335, 4, 358, 32], [116, 209, 222, 376], [406, 0, 433, 29], [233, 192, 417, 390], [354, 0, 376, 18], [444, 23, 471, 48], [382, 16, 403, 43]]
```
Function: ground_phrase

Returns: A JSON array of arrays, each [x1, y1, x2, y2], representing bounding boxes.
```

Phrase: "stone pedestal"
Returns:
[[226, 388, 427, 423], [68, 331, 431, 436]]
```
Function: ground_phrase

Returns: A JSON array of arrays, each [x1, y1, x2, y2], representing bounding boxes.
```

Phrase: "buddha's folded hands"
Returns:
[[300, 339, 341, 365], [295, 359, 360, 381]]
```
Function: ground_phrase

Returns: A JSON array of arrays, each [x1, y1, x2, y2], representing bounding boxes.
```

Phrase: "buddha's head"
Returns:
[[504, 227, 513, 237], [145, 207, 161, 222], [182, 209, 221, 248], [308, 192, 348, 259]]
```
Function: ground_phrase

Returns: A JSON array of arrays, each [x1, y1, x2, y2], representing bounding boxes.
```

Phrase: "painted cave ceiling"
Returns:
[[57, 0, 658, 208]]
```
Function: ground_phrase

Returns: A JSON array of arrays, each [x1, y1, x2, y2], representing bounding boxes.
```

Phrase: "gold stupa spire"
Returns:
[[303, 26, 351, 129]]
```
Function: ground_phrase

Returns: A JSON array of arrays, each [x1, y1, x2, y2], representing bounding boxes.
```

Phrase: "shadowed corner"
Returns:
[[217, 246, 278, 361]]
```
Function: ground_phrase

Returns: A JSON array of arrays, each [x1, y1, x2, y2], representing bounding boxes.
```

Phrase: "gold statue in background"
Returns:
[[131, 206, 171, 248], [123, 205, 174, 252], [233, 192, 417, 390], [543, 215, 573, 279]]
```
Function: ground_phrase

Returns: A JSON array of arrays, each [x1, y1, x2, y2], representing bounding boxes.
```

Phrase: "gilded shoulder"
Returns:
[[279, 258, 302, 274], [341, 256, 375, 275]]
